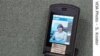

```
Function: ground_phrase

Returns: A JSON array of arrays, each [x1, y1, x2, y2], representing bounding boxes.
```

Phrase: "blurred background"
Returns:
[[0, 0, 92, 56]]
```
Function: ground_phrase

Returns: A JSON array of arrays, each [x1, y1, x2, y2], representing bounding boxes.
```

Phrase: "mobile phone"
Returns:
[[43, 4, 80, 56]]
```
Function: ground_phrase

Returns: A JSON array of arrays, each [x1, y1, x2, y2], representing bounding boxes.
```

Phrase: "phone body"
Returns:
[[43, 4, 80, 56]]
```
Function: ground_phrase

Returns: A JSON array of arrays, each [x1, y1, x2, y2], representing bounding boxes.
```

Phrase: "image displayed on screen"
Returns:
[[49, 15, 74, 45]]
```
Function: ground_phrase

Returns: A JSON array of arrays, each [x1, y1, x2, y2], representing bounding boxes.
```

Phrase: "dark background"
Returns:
[[0, 0, 92, 56]]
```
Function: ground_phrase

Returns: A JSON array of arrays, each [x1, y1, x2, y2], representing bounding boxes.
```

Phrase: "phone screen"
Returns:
[[49, 14, 74, 54]]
